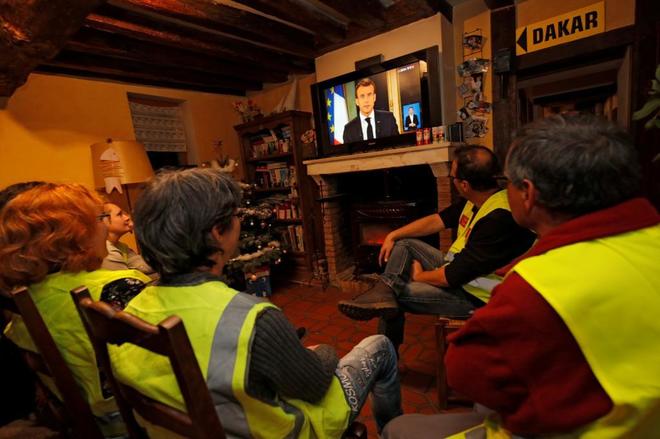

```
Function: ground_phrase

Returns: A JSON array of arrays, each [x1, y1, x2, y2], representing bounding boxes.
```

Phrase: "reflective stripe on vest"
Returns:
[[207, 292, 268, 437], [462, 274, 503, 303], [3, 269, 151, 416], [445, 415, 514, 439], [207, 291, 309, 438], [513, 224, 660, 438], [111, 281, 351, 439], [446, 190, 510, 303]]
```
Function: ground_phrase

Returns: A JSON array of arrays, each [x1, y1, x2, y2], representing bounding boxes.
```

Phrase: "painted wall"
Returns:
[[0, 73, 243, 190], [516, 0, 635, 31]]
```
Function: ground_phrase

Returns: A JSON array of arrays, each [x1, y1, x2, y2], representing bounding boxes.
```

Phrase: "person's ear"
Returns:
[[210, 225, 224, 247], [520, 179, 537, 213], [459, 179, 471, 193]]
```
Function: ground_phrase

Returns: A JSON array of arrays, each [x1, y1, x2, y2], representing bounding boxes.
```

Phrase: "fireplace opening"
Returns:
[[333, 165, 439, 275], [352, 200, 419, 274]]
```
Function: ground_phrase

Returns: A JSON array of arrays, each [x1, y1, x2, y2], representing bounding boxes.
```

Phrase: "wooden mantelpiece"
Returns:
[[303, 142, 456, 282], [303, 142, 455, 179]]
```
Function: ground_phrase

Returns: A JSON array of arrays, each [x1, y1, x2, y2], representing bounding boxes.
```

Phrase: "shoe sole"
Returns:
[[337, 301, 399, 321]]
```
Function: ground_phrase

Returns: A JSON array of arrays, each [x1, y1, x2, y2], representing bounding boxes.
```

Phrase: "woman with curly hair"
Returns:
[[0, 183, 151, 436]]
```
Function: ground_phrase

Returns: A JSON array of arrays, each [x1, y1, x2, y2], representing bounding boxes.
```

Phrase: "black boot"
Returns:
[[338, 280, 399, 321]]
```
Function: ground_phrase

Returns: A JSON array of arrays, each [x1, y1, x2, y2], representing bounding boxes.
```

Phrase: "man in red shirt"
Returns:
[[382, 114, 660, 438]]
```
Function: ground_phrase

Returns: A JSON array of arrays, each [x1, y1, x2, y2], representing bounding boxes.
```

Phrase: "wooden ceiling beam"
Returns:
[[423, 0, 453, 22], [42, 51, 260, 92], [316, 0, 385, 29], [36, 65, 244, 95], [84, 13, 314, 74], [96, 5, 314, 63], [381, 0, 437, 25], [107, 0, 316, 58], [316, 0, 439, 55], [232, 0, 347, 44], [0, 0, 105, 98], [66, 28, 289, 83], [483, 0, 514, 10]]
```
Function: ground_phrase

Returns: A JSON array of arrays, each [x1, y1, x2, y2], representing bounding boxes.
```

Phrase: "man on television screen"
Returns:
[[343, 78, 399, 143], [404, 107, 419, 131]]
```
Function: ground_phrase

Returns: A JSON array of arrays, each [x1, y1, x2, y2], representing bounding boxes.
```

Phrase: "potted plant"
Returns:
[[633, 64, 660, 129]]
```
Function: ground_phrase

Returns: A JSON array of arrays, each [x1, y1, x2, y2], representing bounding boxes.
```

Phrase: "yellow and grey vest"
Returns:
[[445, 190, 509, 302], [4, 269, 151, 417], [513, 223, 660, 438], [110, 281, 351, 438], [449, 223, 660, 438]]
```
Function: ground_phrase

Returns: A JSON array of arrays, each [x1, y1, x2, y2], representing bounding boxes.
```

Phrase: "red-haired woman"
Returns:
[[0, 183, 151, 435]]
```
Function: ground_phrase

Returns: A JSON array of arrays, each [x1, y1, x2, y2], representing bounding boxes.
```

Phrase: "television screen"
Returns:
[[322, 61, 427, 145], [311, 46, 443, 158]]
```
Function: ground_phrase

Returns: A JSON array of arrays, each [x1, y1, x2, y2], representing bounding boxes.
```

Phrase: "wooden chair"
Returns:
[[0, 287, 104, 438], [71, 286, 367, 439], [70, 286, 225, 439], [435, 316, 469, 409]]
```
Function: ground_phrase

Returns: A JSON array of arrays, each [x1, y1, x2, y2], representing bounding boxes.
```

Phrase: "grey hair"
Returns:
[[133, 168, 242, 277], [506, 114, 641, 216]]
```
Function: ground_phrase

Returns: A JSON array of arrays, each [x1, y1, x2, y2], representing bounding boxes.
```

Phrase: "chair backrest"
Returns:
[[0, 288, 103, 438], [435, 316, 469, 409], [70, 286, 226, 439]]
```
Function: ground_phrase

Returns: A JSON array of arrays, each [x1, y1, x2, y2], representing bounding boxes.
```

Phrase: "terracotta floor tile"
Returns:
[[269, 282, 446, 438]]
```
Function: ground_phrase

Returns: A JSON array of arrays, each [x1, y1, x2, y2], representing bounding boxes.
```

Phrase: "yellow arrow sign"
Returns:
[[516, 2, 605, 55]]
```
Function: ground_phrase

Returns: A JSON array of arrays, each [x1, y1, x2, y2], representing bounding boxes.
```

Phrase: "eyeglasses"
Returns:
[[96, 213, 111, 222]]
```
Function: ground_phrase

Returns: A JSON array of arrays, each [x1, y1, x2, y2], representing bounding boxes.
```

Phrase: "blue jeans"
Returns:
[[336, 335, 402, 432], [378, 239, 483, 348]]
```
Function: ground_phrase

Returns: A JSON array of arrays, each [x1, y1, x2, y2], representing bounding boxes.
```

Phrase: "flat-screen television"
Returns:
[[311, 46, 442, 157]]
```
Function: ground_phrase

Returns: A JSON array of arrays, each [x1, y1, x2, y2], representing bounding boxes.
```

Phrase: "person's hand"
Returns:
[[411, 259, 423, 281], [379, 233, 396, 266]]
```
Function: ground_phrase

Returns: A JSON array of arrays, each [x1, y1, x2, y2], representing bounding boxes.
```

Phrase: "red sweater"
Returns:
[[445, 198, 660, 435]]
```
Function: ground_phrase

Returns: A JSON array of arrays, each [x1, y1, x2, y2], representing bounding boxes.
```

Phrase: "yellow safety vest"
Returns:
[[445, 416, 511, 439], [445, 190, 510, 302], [4, 269, 151, 417], [110, 280, 351, 438], [514, 223, 660, 438], [449, 223, 660, 438]]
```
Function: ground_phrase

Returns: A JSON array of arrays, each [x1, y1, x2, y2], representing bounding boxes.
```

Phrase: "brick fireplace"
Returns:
[[304, 143, 454, 284]]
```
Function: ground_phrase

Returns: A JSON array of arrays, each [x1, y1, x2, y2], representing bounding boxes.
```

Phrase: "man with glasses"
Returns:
[[101, 202, 156, 278], [383, 114, 660, 439], [338, 144, 535, 354]]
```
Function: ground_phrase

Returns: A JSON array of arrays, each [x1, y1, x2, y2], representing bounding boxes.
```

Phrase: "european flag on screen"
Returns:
[[326, 86, 349, 144]]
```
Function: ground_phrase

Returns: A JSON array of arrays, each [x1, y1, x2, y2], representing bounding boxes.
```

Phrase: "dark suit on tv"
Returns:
[[405, 114, 419, 131], [342, 110, 399, 143]]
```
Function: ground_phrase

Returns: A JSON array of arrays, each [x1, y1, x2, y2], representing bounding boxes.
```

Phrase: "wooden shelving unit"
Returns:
[[235, 110, 321, 277]]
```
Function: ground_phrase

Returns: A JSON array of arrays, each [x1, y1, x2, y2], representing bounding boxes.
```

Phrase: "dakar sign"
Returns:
[[516, 2, 605, 55]]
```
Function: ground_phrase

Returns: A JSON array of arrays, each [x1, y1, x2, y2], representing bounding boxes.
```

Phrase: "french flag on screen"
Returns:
[[326, 86, 348, 144]]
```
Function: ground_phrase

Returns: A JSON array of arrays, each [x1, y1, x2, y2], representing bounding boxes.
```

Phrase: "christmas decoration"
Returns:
[[222, 182, 285, 294]]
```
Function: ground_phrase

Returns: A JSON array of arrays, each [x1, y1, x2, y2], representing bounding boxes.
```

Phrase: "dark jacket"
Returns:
[[405, 114, 419, 130], [342, 110, 399, 143]]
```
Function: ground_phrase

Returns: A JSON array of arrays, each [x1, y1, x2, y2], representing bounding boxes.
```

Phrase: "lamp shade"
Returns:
[[91, 139, 154, 193]]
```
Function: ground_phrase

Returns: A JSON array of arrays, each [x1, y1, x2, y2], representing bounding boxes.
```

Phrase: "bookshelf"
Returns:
[[235, 110, 321, 277]]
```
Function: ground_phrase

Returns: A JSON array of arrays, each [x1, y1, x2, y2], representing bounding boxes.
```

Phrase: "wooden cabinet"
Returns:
[[234, 110, 321, 278]]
